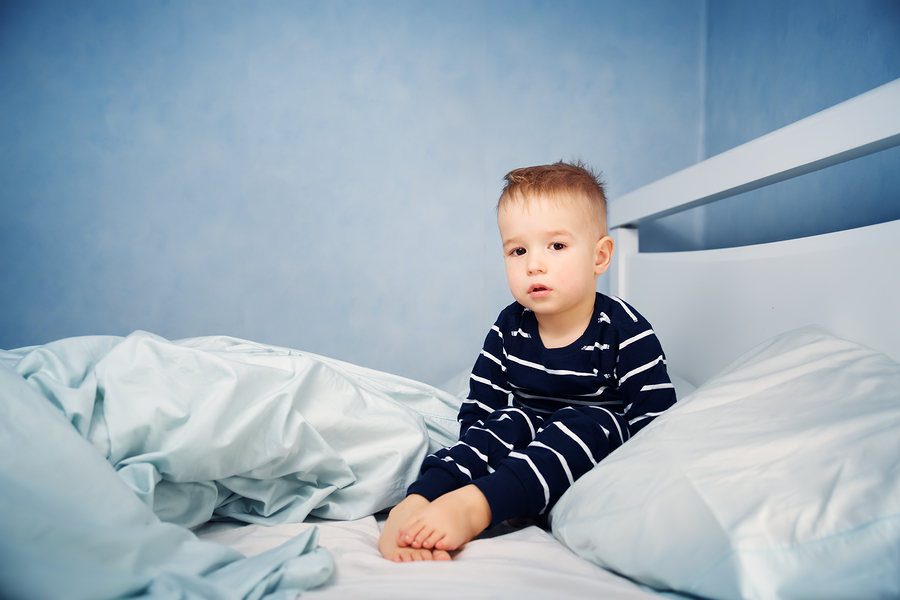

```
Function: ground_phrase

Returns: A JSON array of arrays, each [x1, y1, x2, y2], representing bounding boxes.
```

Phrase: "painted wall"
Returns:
[[0, 0, 704, 385], [642, 0, 900, 252]]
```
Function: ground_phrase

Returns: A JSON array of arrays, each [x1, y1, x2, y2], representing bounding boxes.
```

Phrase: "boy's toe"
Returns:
[[433, 549, 452, 561], [423, 531, 447, 550], [412, 526, 435, 548], [434, 534, 461, 552]]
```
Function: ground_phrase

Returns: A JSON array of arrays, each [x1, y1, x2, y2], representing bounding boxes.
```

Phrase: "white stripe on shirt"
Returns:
[[619, 329, 655, 350], [619, 355, 665, 384], [469, 374, 511, 396], [610, 296, 638, 322], [582, 343, 610, 351], [462, 396, 497, 415], [640, 383, 675, 392], [507, 354, 597, 377], [443, 456, 472, 480], [454, 440, 489, 464], [480, 349, 505, 369]]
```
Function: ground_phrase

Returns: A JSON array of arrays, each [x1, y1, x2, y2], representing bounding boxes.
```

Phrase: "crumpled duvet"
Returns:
[[0, 331, 461, 599]]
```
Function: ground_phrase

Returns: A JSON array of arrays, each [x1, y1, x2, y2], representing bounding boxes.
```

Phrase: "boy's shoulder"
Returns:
[[594, 293, 652, 330]]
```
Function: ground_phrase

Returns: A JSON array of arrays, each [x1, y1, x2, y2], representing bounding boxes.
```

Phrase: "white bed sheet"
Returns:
[[196, 517, 663, 600]]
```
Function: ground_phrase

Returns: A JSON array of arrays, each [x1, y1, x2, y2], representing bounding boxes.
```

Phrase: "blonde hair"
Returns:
[[497, 160, 608, 234]]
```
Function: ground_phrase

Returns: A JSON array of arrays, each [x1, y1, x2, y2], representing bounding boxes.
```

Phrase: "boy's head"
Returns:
[[497, 160, 608, 237], [495, 160, 614, 329]]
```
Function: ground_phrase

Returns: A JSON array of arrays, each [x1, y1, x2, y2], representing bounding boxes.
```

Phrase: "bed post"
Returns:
[[609, 226, 638, 301]]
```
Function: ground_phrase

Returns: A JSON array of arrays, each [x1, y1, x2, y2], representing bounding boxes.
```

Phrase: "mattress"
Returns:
[[195, 516, 661, 600]]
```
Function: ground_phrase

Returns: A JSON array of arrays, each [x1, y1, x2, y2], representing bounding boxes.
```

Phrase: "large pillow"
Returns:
[[550, 326, 900, 600]]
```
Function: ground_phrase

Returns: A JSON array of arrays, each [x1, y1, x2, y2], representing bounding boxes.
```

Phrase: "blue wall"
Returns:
[[0, 1, 703, 384], [4, 1, 894, 384], [643, 0, 900, 252]]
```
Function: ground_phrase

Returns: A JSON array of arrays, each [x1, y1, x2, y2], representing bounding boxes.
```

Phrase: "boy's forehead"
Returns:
[[499, 192, 603, 232], [501, 191, 586, 212]]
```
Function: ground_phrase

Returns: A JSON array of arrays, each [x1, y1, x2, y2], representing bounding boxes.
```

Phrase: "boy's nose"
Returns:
[[527, 256, 547, 275]]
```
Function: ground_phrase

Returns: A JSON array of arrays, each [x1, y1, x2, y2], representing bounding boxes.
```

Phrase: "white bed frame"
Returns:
[[609, 78, 900, 387]]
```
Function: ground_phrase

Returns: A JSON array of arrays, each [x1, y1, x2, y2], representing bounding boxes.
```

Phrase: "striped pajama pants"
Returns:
[[407, 403, 628, 527]]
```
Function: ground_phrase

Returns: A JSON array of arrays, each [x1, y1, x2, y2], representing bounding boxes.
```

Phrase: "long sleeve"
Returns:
[[458, 320, 512, 435], [607, 297, 676, 435]]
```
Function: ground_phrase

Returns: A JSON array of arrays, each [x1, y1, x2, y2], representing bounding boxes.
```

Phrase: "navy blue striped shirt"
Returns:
[[461, 293, 676, 441]]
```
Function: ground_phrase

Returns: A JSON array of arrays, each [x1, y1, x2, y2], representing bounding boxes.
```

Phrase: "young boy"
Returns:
[[378, 161, 676, 562]]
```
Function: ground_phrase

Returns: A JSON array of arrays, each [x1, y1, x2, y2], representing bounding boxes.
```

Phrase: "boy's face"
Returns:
[[498, 195, 612, 322]]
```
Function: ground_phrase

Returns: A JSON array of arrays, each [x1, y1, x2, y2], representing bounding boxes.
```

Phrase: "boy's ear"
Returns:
[[594, 235, 614, 275]]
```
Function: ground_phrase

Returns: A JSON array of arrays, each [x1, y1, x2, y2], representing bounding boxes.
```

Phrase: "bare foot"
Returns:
[[378, 494, 452, 562], [397, 485, 492, 552]]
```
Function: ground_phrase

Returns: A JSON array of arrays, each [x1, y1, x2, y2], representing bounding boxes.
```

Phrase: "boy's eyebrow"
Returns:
[[502, 229, 576, 248], [546, 229, 575, 239]]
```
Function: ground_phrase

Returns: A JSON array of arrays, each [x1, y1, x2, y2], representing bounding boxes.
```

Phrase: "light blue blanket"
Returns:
[[0, 331, 461, 599]]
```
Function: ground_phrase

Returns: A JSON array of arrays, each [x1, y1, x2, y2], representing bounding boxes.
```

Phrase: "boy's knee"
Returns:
[[492, 405, 542, 427]]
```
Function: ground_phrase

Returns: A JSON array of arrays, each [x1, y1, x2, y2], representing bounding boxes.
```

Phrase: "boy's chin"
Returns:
[[515, 294, 545, 309], [519, 298, 557, 315]]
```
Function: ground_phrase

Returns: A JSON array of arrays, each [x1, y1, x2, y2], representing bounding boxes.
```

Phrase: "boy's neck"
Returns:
[[534, 294, 596, 349]]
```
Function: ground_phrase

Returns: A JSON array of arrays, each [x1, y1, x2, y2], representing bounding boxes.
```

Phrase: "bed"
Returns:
[[2, 78, 898, 600]]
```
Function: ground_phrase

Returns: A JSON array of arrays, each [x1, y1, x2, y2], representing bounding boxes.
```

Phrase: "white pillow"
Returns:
[[551, 326, 900, 600], [669, 372, 696, 400]]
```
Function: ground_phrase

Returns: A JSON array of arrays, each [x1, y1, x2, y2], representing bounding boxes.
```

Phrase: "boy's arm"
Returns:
[[458, 323, 511, 435], [616, 323, 677, 435]]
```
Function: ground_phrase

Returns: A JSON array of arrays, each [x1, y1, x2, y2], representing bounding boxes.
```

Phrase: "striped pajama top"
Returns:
[[408, 292, 677, 523], [460, 292, 676, 450]]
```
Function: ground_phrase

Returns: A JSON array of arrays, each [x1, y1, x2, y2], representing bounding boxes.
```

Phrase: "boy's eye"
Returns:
[[511, 248, 526, 256], [551, 243, 566, 250]]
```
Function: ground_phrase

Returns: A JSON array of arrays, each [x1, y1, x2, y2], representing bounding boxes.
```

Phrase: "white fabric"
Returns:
[[551, 326, 900, 600], [196, 517, 663, 600], [0, 331, 461, 528], [0, 356, 334, 600]]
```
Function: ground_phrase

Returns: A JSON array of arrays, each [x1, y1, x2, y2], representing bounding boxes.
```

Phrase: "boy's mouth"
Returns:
[[528, 284, 551, 298]]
